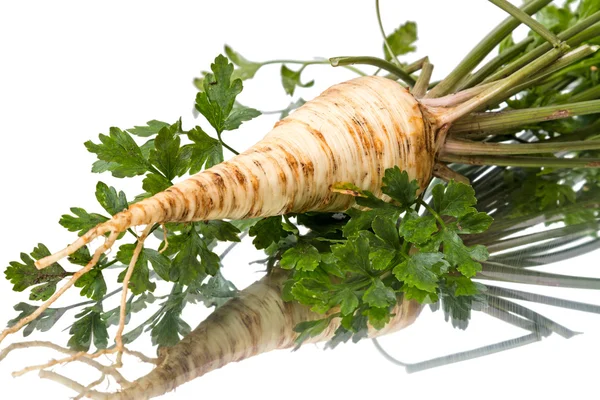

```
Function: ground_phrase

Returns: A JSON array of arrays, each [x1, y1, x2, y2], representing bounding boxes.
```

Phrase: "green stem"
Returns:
[[411, 59, 433, 98], [442, 138, 600, 156], [261, 59, 367, 76], [217, 132, 240, 155], [488, 0, 562, 48], [439, 153, 600, 168], [330, 56, 416, 86], [569, 84, 600, 103], [491, 45, 599, 108], [438, 47, 566, 125], [484, 12, 600, 83], [450, 99, 600, 134], [419, 200, 446, 228], [376, 0, 402, 67], [458, 37, 534, 90], [425, 0, 553, 98]]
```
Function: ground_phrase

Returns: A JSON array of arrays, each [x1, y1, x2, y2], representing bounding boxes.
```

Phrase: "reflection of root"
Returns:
[[0, 231, 120, 344], [3, 340, 157, 400], [1, 225, 158, 398]]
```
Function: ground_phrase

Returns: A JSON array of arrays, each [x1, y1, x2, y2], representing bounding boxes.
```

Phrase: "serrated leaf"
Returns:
[[224, 45, 262, 81], [249, 216, 286, 249], [5, 244, 69, 301], [59, 207, 108, 236], [366, 306, 391, 330], [381, 166, 419, 208], [393, 252, 448, 293], [7, 303, 67, 337], [441, 230, 487, 278], [74, 268, 107, 301], [195, 54, 243, 133], [127, 120, 170, 137], [363, 279, 396, 308], [95, 182, 128, 216], [456, 212, 493, 234], [116, 244, 157, 294], [433, 180, 477, 218], [67, 304, 108, 352], [331, 234, 371, 273], [399, 211, 438, 244], [333, 288, 360, 316], [223, 104, 261, 131], [293, 317, 331, 347], [85, 127, 152, 178], [281, 64, 314, 96], [372, 215, 400, 249], [185, 126, 224, 174], [280, 243, 322, 271], [197, 220, 241, 242], [142, 173, 172, 196], [149, 290, 191, 348], [148, 123, 192, 180], [383, 21, 417, 60]]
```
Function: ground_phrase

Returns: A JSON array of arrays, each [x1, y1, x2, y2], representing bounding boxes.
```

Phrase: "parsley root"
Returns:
[[34, 75, 438, 271], [3, 1, 600, 399]]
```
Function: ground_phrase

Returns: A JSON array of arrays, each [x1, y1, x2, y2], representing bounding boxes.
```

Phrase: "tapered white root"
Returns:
[[0, 231, 120, 345]]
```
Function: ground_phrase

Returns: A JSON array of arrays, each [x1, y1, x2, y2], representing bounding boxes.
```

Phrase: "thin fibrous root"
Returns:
[[115, 224, 153, 367], [0, 231, 120, 344], [11, 345, 156, 378], [39, 370, 109, 400], [1, 341, 129, 386], [73, 373, 107, 400], [158, 224, 168, 254]]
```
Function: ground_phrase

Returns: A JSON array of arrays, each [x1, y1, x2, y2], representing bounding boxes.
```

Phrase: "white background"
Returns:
[[0, 1, 599, 399]]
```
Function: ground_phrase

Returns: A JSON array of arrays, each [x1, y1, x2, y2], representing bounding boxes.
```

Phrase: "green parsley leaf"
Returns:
[[249, 216, 287, 249], [331, 234, 371, 273], [149, 123, 192, 180], [167, 229, 219, 285], [402, 285, 439, 303], [85, 127, 152, 178], [67, 304, 109, 352], [149, 289, 191, 348], [432, 180, 477, 218], [116, 244, 157, 295], [185, 126, 224, 174], [223, 103, 261, 131], [280, 243, 321, 271], [75, 269, 107, 301], [5, 244, 69, 301], [95, 182, 128, 216], [365, 306, 391, 330], [393, 252, 448, 292], [383, 21, 418, 61], [456, 212, 493, 234], [142, 173, 172, 195], [332, 288, 359, 316], [446, 276, 481, 297], [399, 211, 438, 244], [441, 230, 488, 278], [7, 303, 67, 337], [343, 207, 399, 238], [293, 317, 331, 347], [371, 215, 400, 249], [59, 207, 108, 236], [381, 166, 419, 208], [127, 120, 170, 137], [195, 54, 255, 133], [362, 278, 396, 308], [281, 65, 314, 96], [197, 220, 241, 242], [224, 45, 262, 81]]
